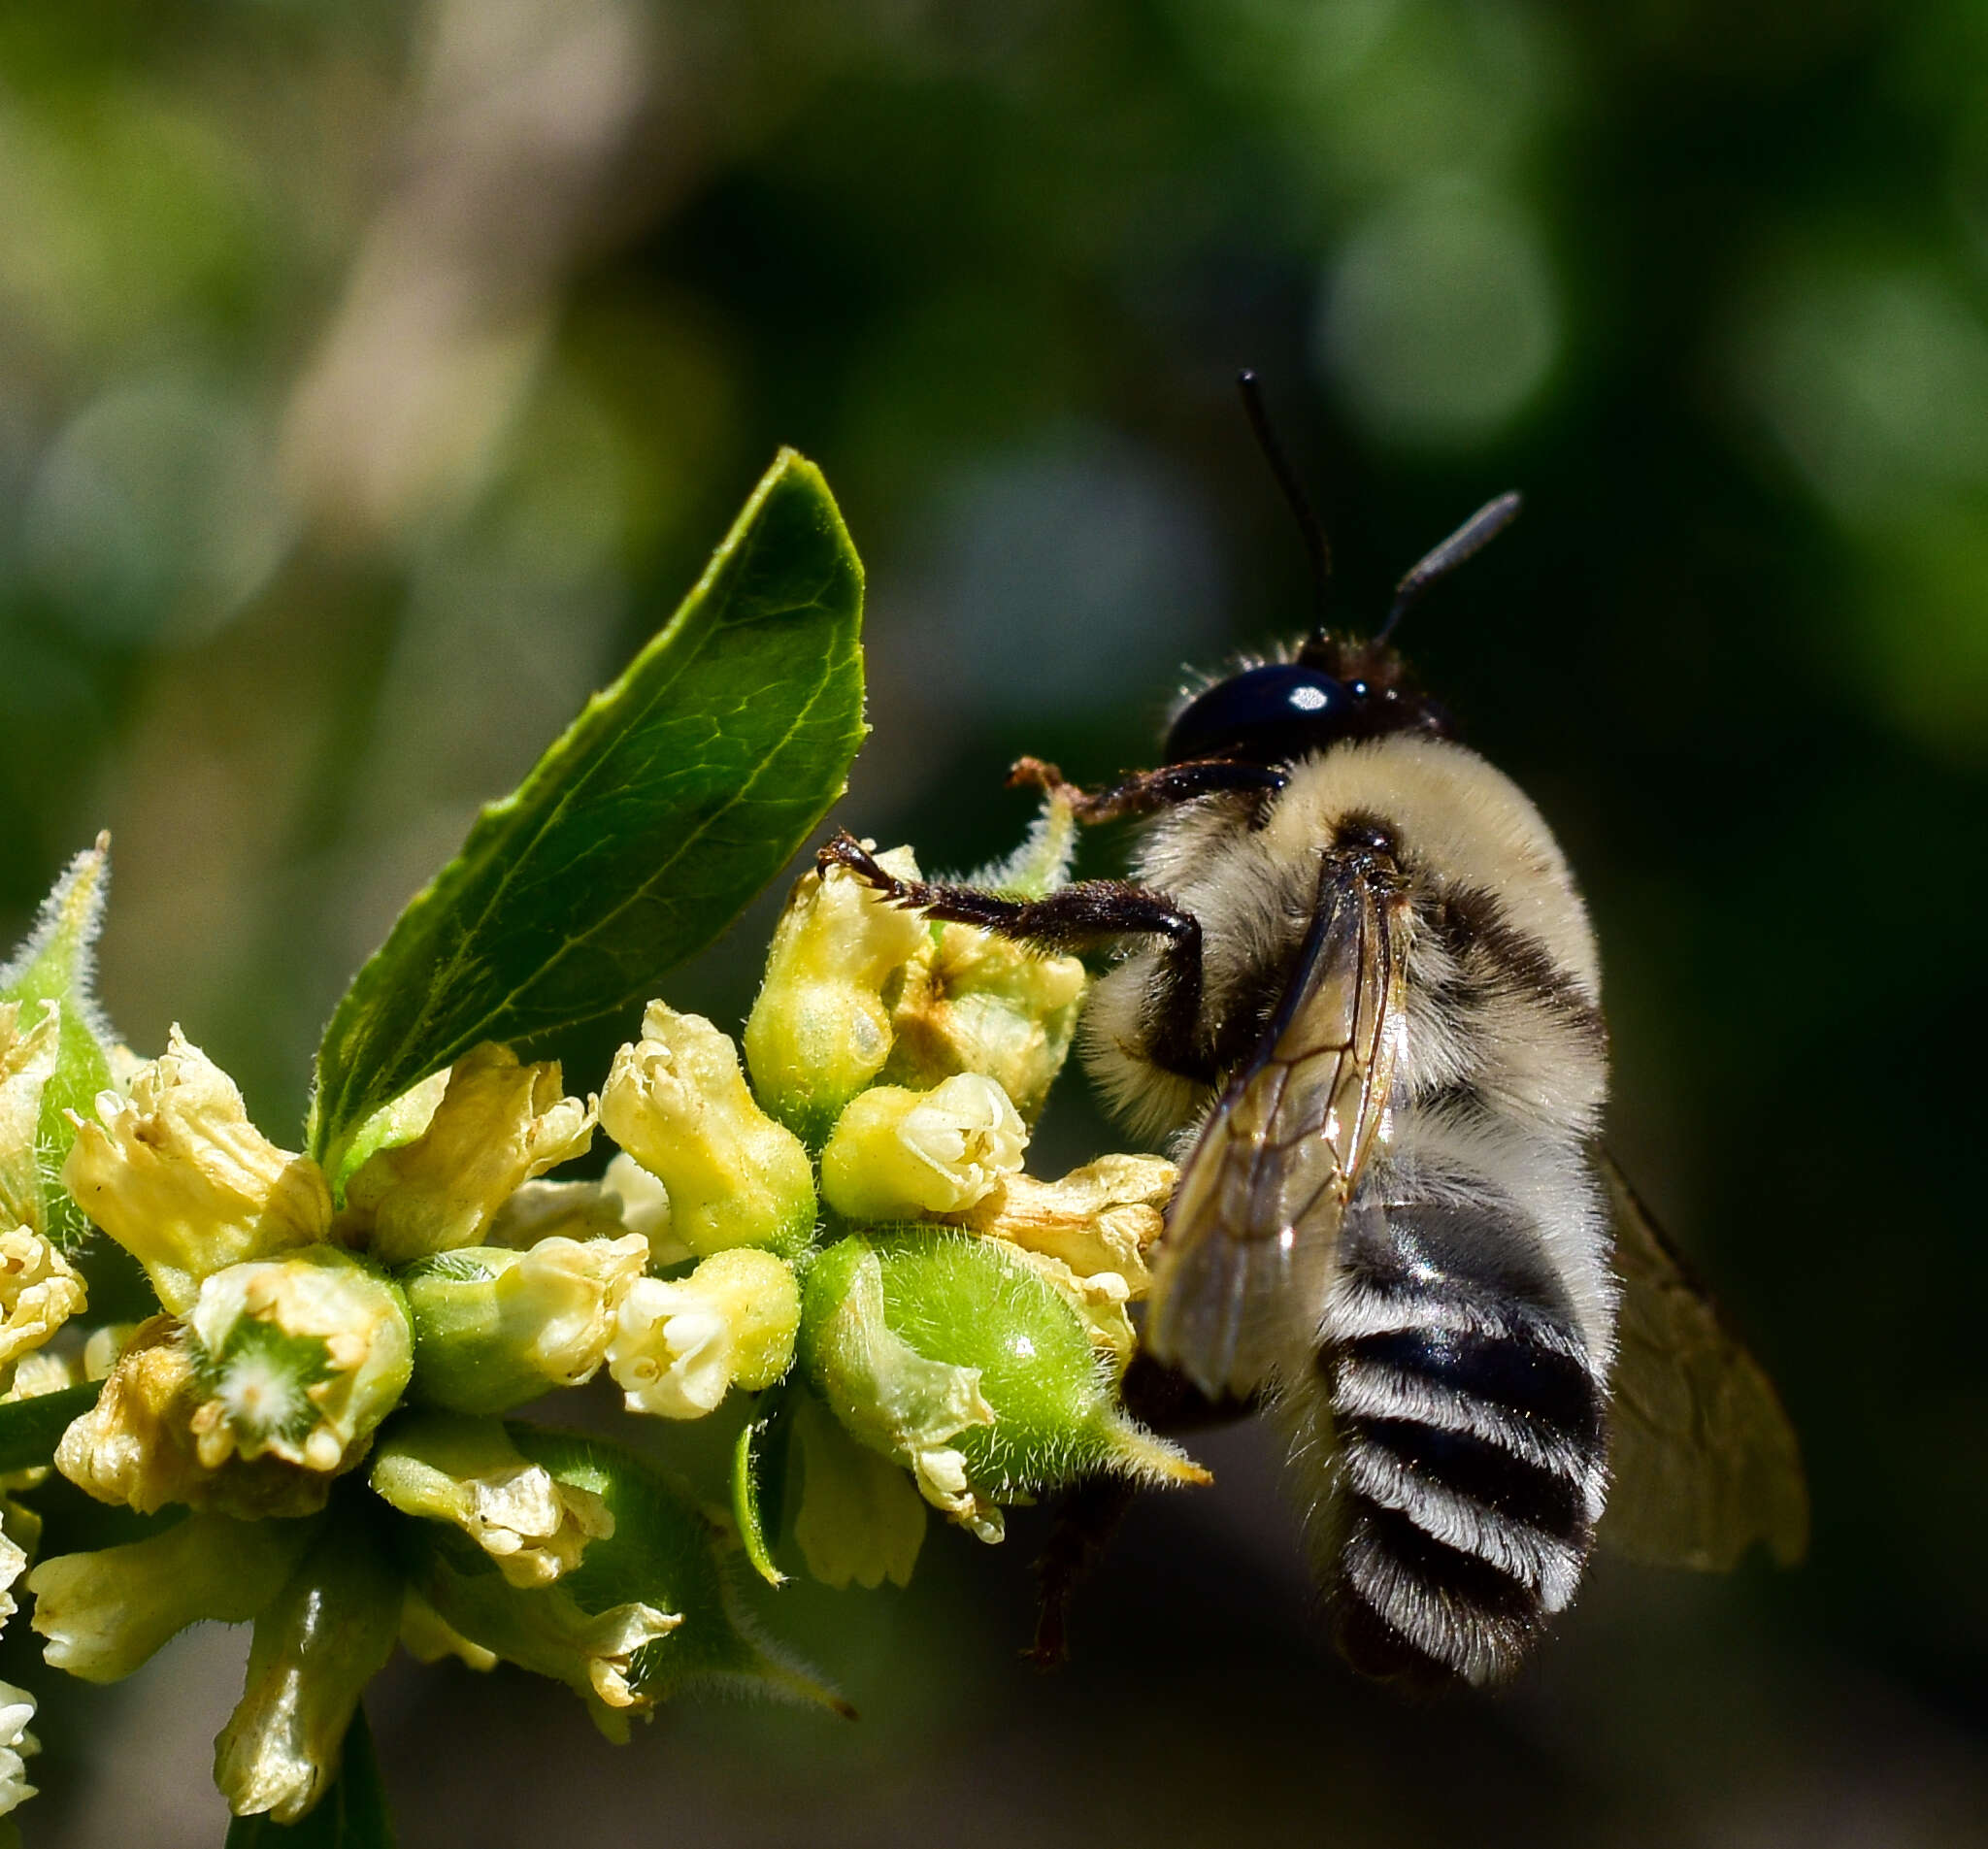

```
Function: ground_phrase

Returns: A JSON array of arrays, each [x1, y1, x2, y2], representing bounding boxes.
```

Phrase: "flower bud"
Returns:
[[819, 1074, 1026, 1222], [797, 1237, 1002, 1540], [802, 1232, 1206, 1540], [62, 1029, 332, 1314], [184, 1248, 412, 1480], [600, 1005, 814, 1258], [404, 1234, 648, 1415], [0, 1000, 59, 1237], [29, 1512, 315, 1683], [606, 1248, 800, 1420], [340, 1043, 596, 1266], [743, 847, 929, 1144], [883, 924, 1085, 1123], [405, 1425, 843, 1737], [790, 1390, 926, 1590], [371, 1412, 613, 1587], [214, 1505, 403, 1824], [0, 1228, 85, 1370], [0, 836, 121, 1253]]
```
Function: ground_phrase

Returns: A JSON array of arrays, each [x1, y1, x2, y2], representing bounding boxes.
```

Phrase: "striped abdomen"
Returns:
[[1308, 1171, 1608, 1687]]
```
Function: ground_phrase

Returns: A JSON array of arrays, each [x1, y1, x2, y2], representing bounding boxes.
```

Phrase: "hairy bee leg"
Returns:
[[1009, 756, 1286, 823], [816, 832, 1212, 1077]]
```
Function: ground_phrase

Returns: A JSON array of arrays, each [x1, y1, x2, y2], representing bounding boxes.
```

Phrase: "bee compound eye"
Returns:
[[1164, 663, 1353, 767]]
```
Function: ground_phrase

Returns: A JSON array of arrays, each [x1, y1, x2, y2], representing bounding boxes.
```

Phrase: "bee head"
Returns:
[[1162, 638, 1453, 767], [1176, 373, 1518, 769]]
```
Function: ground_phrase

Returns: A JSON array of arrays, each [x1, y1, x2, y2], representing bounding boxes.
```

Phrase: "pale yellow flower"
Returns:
[[372, 1415, 614, 1588], [885, 922, 1085, 1123], [607, 1248, 800, 1420], [0, 1677, 34, 1818], [341, 1043, 596, 1266], [600, 1004, 814, 1256], [0, 1228, 85, 1370], [183, 1248, 412, 1478], [743, 845, 930, 1139], [62, 1028, 331, 1314], [819, 1073, 1027, 1221], [951, 1152, 1176, 1295]]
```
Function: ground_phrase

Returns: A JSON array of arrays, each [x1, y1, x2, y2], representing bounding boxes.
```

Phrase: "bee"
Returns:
[[822, 373, 1806, 1686]]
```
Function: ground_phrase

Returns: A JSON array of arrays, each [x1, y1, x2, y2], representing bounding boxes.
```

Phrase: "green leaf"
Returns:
[[731, 1395, 791, 1587], [223, 1706, 396, 1849], [308, 449, 866, 1171], [0, 834, 117, 1250], [0, 1379, 101, 1474]]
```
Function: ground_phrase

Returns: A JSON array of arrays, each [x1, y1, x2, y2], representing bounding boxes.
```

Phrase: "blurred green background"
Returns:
[[2, 0, 1984, 1842]]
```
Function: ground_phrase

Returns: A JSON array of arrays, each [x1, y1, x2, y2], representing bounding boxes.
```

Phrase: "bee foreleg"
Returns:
[[818, 831, 1215, 1078], [1009, 756, 1286, 823]]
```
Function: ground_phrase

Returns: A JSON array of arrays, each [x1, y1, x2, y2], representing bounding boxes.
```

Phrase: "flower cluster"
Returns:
[[0, 810, 1206, 1829]]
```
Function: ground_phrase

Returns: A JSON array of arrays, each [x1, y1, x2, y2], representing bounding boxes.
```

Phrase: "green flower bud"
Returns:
[[743, 847, 930, 1144], [802, 1232, 1207, 1539], [404, 1234, 648, 1415], [29, 1512, 316, 1683], [600, 1004, 814, 1258], [0, 834, 124, 1253], [213, 1502, 403, 1825], [945, 1152, 1177, 1372], [61, 1029, 332, 1314], [796, 1236, 1001, 1540], [339, 1043, 596, 1267], [184, 1248, 412, 1479], [819, 1074, 1026, 1223], [606, 1247, 800, 1420], [405, 1426, 844, 1738], [790, 1391, 926, 1590], [371, 1412, 613, 1587]]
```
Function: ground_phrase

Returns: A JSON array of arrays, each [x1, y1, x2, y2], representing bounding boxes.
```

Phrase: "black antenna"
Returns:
[[1375, 491, 1523, 644], [1237, 369, 1332, 638]]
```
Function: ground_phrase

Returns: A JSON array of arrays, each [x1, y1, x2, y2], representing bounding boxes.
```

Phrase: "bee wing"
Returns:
[[1145, 857, 1408, 1402], [1598, 1151, 1809, 1570]]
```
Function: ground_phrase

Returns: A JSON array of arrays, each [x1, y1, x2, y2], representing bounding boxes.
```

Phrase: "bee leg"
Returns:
[[1009, 756, 1286, 823], [817, 833, 1215, 1081], [1027, 1473, 1137, 1668], [1026, 1356, 1248, 1667]]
